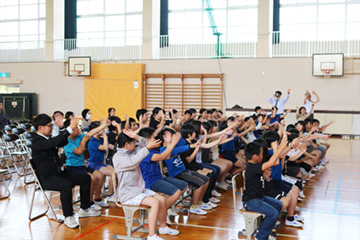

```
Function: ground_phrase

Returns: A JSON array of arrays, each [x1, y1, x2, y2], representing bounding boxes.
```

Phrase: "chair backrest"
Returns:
[[20, 123, 33, 131], [12, 128, 26, 135], [3, 133, 19, 142], [232, 173, 245, 212], [25, 132, 37, 140]]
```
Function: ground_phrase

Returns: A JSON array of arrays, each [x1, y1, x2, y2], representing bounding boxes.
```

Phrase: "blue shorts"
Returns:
[[150, 177, 188, 196], [66, 165, 96, 174], [87, 162, 107, 171], [221, 150, 238, 164]]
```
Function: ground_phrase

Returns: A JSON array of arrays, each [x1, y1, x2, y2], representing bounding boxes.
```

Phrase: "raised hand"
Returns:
[[146, 139, 162, 150], [172, 132, 181, 144], [123, 128, 138, 139], [70, 119, 79, 130]]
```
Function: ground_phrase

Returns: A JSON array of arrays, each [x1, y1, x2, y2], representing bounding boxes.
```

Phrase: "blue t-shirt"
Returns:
[[64, 134, 85, 167], [269, 114, 281, 124], [140, 149, 163, 188], [269, 149, 282, 181], [220, 135, 238, 153], [162, 145, 189, 178], [88, 137, 106, 163]]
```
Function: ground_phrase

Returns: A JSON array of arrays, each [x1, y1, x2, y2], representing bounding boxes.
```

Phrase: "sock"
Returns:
[[198, 201, 203, 205], [94, 198, 102, 202], [287, 216, 294, 221], [107, 194, 113, 197], [191, 204, 199, 209], [148, 234, 158, 240]]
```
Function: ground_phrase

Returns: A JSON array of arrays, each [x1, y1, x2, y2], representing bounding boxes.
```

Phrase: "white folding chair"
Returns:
[[0, 168, 10, 199]]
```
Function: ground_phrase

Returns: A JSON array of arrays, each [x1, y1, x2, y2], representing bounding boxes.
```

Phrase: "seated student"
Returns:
[[312, 119, 334, 163], [189, 108, 197, 120], [180, 124, 221, 208], [124, 114, 139, 131], [198, 108, 207, 122], [138, 127, 188, 217], [150, 107, 165, 129], [80, 108, 92, 132], [304, 118, 328, 167], [112, 129, 180, 240], [87, 121, 116, 203], [31, 114, 100, 229], [63, 119, 109, 209], [254, 138, 304, 228], [158, 128, 210, 215], [165, 107, 179, 128], [136, 108, 149, 128], [296, 104, 315, 121], [106, 116, 121, 166], [181, 109, 193, 126], [242, 129, 287, 240], [52, 110, 64, 137]]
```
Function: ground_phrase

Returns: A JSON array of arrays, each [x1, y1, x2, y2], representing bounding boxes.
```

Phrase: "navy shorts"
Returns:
[[273, 180, 292, 194], [221, 150, 238, 164], [66, 165, 96, 174]]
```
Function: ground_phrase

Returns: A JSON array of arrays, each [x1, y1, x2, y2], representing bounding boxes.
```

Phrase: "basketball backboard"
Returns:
[[312, 53, 344, 77], [68, 56, 91, 77]]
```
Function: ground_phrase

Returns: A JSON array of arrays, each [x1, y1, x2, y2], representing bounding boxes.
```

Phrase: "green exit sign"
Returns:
[[0, 73, 10, 78]]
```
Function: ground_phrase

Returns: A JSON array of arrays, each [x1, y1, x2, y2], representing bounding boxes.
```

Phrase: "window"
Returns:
[[77, 0, 143, 46], [167, 0, 258, 44], [0, 0, 45, 49], [280, 0, 360, 41]]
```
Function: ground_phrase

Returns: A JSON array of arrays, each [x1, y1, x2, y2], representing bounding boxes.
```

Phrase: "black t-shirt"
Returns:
[[149, 117, 160, 129], [180, 140, 203, 171], [107, 131, 117, 159], [243, 162, 264, 202], [201, 148, 212, 163]]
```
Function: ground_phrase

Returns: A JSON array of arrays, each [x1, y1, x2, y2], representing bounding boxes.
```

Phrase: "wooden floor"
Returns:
[[0, 138, 359, 240]]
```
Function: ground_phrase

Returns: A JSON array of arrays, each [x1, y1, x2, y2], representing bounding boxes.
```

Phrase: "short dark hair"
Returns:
[[262, 130, 280, 147], [152, 107, 162, 116], [255, 106, 262, 112], [275, 90, 282, 96], [184, 110, 192, 116], [202, 121, 212, 132], [139, 127, 155, 139], [108, 116, 121, 131], [117, 132, 135, 148], [65, 111, 74, 120], [89, 121, 100, 131], [286, 124, 296, 131], [299, 106, 306, 113], [227, 116, 235, 122], [129, 117, 136, 124], [272, 106, 278, 111], [52, 110, 64, 119], [208, 120, 217, 128], [199, 108, 207, 114], [218, 120, 228, 131], [81, 109, 90, 119], [33, 114, 52, 130], [218, 110, 223, 115], [189, 108, 197, 114], [296, 121, 306, 131], [244, 142, 262, 160], [304, 118, 313, 125], [136, 109, 148, 121], [190, 120, 202, 137], [169, 109, 178, 119], [180, 124, 196, 139], [253, 138, 268, 162], [312, 119, 320, 124], [158, 128, 176, 144], [63, 119, 71, 129]]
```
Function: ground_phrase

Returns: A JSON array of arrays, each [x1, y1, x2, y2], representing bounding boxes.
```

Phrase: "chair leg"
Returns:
[[113, 207, 148, 240], [23, 160, 35, 185], [0, 172, 10, 200], [29, 185, 49, 221], [42, 191, 64, 223], [242, 212, 264, 240]]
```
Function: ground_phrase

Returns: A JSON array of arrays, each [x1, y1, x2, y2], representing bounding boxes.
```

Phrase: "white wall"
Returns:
[[0, 57, 359, 117]]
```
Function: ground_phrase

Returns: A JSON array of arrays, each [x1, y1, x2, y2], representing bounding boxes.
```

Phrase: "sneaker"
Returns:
[[255, 236, 276, 240], [299, 191, 306, 199], [323, 157, 329, 163], [159, 226, 180, 236], [295, 206, 301, 212], [212, 189, 221, 197], [167, 207, 178, 216], [294, 214, 304, 222], [64, 216, 79, 228], [285, 219, 304, 228], [210, 197, 221, 203], [94, 200, 109, 208], [91, 203, 102, 211], [298, 197, 303, 202], [311, 166, 320, 172], [200, 202, 212, 210], [189, 206, 207, 215], [308, 172, 316, 179], [320, 160, 326, 166], [147, 234, 164, 240], [319, 164, 325, 170], [106, 195, 116, 203], [216, 182, 228, 191], [78, 208, 101, 218], [225, 179, 232, 185], [206, 201, 217, 208]]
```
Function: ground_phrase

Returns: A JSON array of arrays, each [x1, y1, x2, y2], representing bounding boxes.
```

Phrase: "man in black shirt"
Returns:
[[0, 101, 10, 131], [31, 114, 101, 229]]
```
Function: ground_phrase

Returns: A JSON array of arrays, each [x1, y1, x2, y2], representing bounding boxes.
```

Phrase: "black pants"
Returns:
[[203, 171, 217, 203], [40, 171, 91, 217]]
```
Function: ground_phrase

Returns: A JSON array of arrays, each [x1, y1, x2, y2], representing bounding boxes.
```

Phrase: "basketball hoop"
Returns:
[[322, 69, 332, 80], [70, 70, 82, 77]]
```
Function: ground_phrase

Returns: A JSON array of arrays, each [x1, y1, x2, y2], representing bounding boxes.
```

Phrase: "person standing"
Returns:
[[0, 101, 10, 131], [268, 89, 291, 114]]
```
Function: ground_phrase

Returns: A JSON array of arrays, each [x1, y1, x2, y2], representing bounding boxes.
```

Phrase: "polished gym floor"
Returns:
[[0, 138, 359, 240]]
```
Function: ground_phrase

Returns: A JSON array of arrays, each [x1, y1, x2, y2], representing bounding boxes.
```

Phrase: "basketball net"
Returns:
[[322, 69, 332, 80], [70, 70, 81, 77]]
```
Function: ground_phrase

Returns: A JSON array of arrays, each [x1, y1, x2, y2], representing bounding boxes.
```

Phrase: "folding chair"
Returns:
[[0, 168, 10, 199], [28, 159, 64, 223], [112, 172, 150, 240], [0, 131, 13, 180], [232, 172, 264, 240], [3, 133, 30, 177]]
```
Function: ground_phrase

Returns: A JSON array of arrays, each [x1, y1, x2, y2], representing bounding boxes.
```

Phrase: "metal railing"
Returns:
[[272, 32, 360, 57], [0, 40, 45, 62], [53, 38, 142, 61], [153, 35, 257, 59]]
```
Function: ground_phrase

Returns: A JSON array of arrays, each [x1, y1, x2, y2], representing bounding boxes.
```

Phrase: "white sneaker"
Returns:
[[299, 191, 306, 199], [106, 195, 116, 203], [323, 157, 329, 163], [312, 166, 320, 172], [298, 197, 303, 202], [295, 206, 301, 212], [167, 208, 178, 216], [91, 203, 102, 211], [320, 160, 326, 166], [200, 202, 212, 210], [210, 197, 221, 203], [212, 189, 221, 197], [206, 201, 217, 208], [216, 182, 228, 191], [189, 206, 207, 215], [225, 179, 232, 184], [78, 208, 101, 218], [159, 226, 180, 235], [294, 214, 304, 222], [285, 219, 304, 228], [94, 200, 109, 208], [147, 234, 164, 240], [64, 216, 79, 228]]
